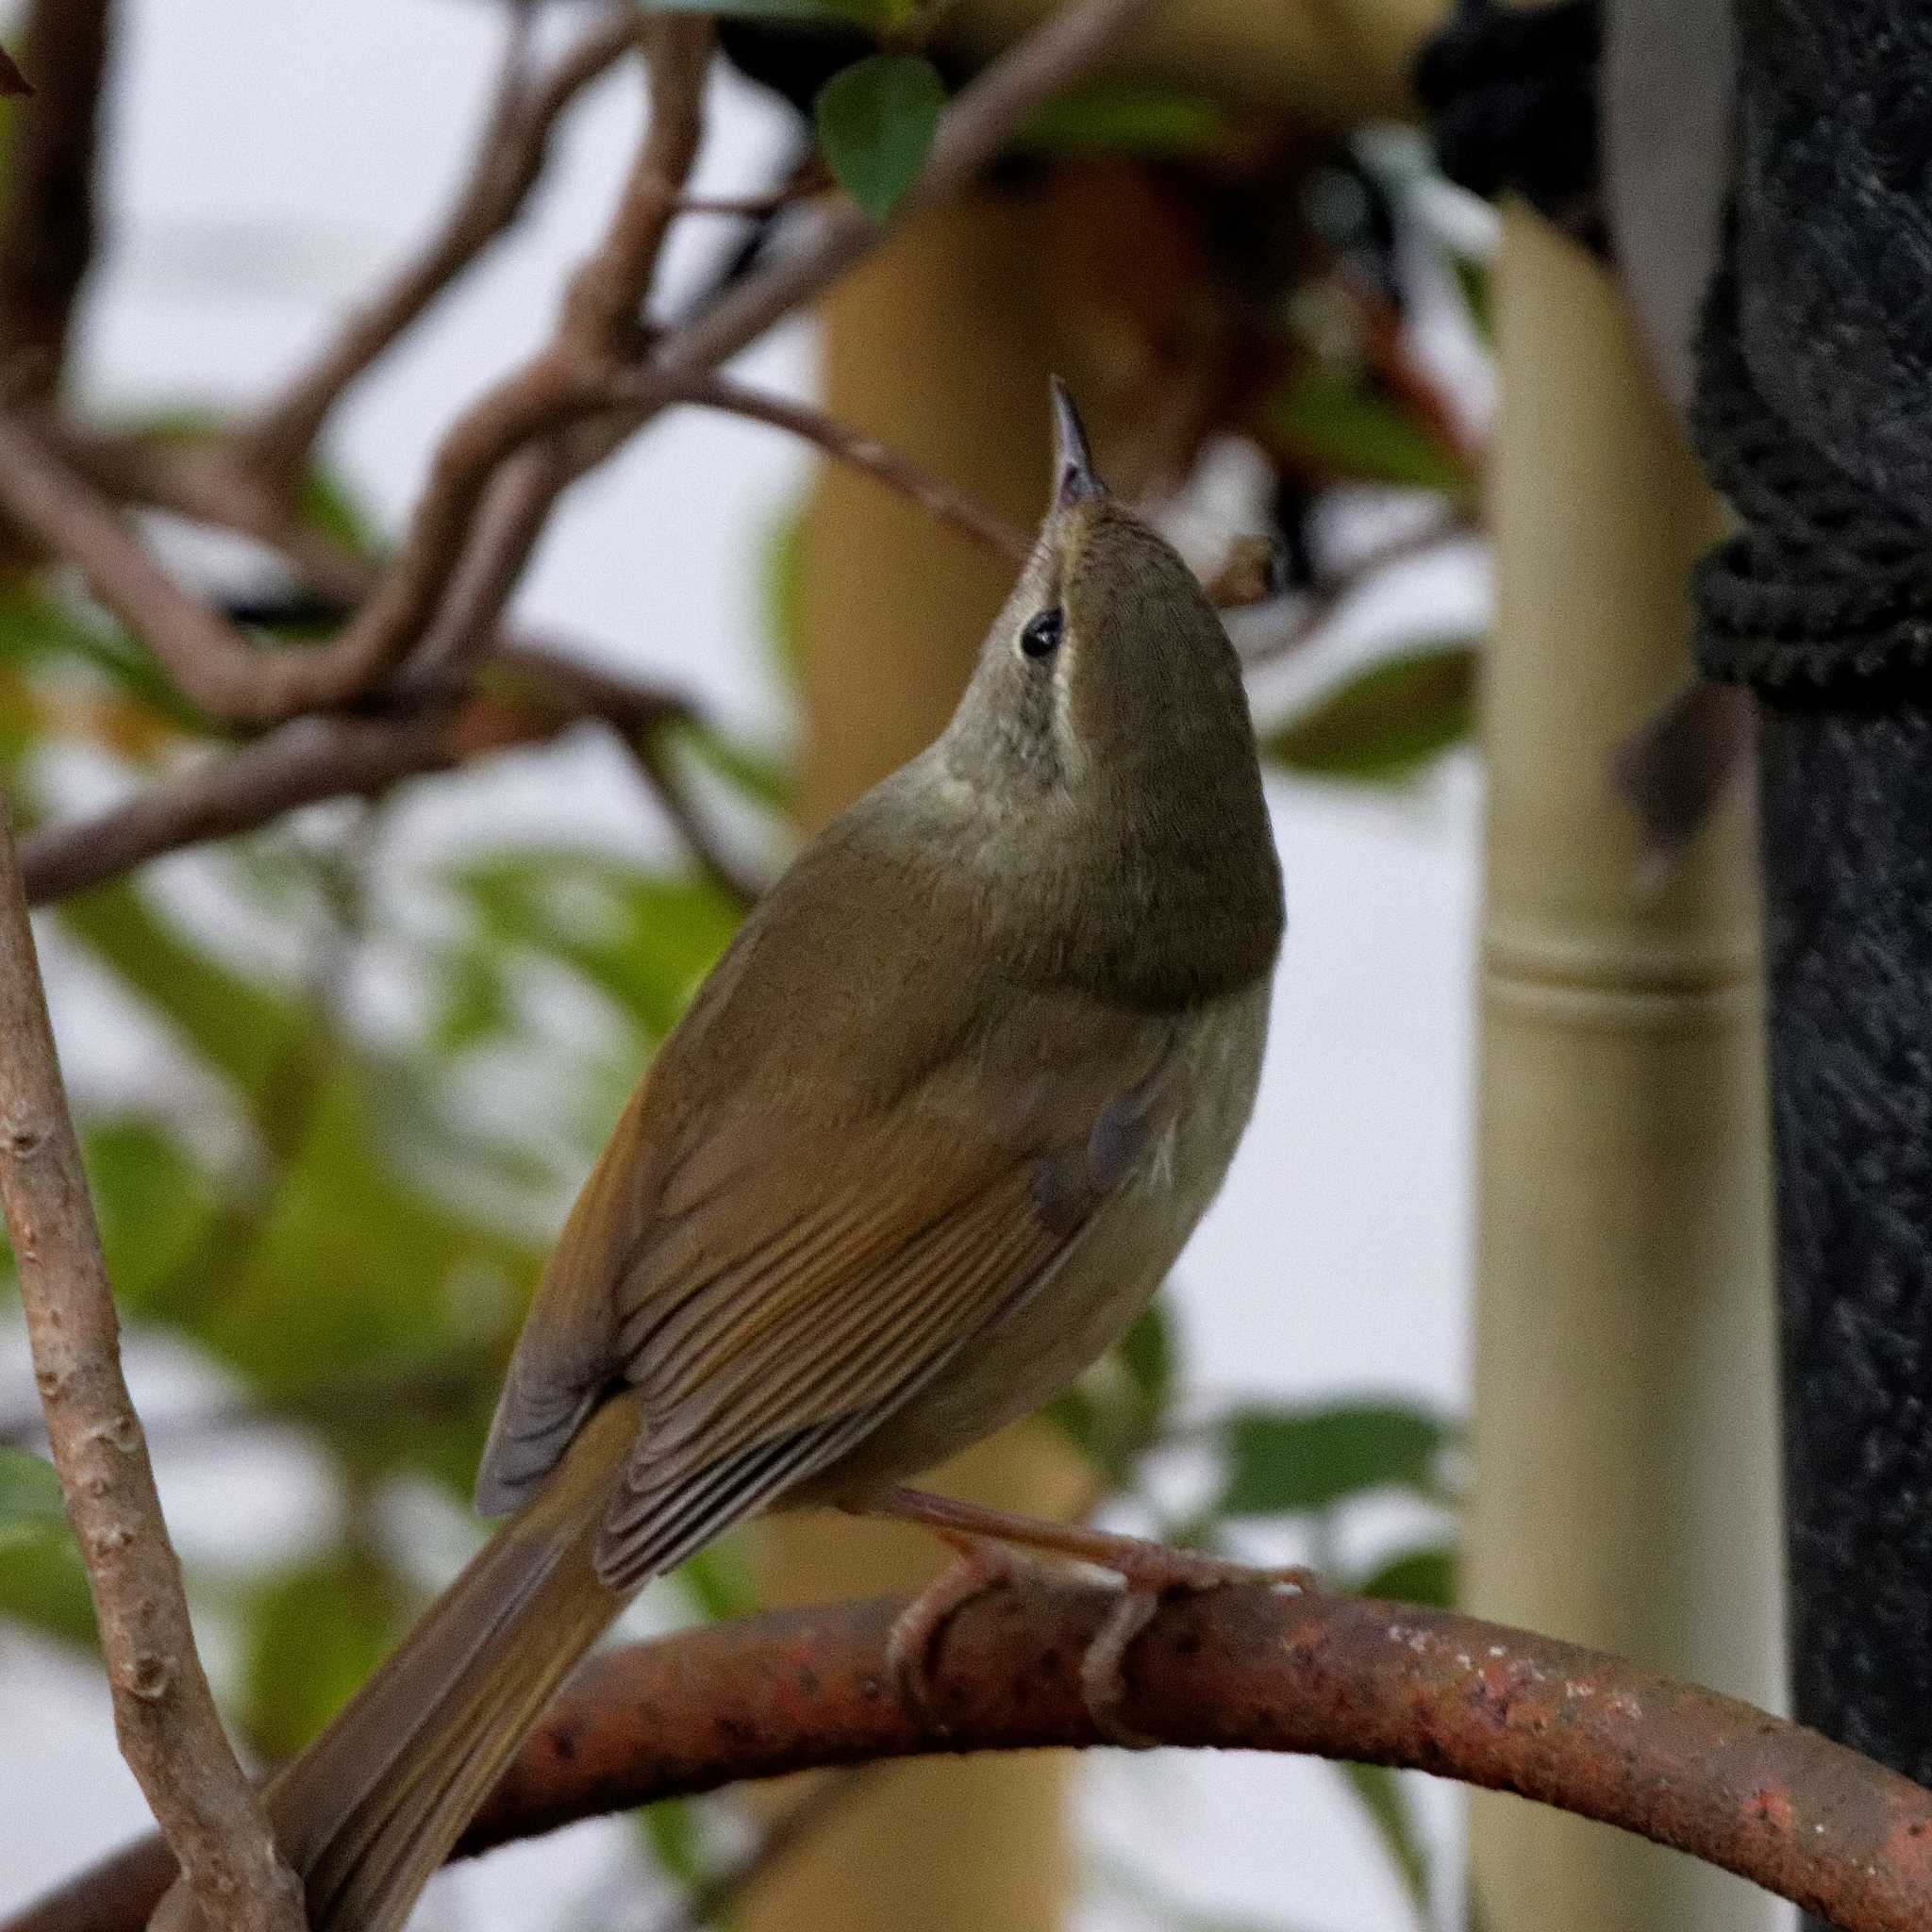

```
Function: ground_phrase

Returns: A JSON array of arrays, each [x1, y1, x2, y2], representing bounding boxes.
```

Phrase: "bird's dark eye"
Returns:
[[1020, 608, 1063, 658]]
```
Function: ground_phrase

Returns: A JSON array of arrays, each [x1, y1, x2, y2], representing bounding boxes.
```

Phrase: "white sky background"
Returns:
[[0, 5, 1488, 1928]]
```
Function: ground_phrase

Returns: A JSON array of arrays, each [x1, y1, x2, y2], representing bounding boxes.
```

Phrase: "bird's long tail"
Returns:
[[258, 1393, 637, 1932]]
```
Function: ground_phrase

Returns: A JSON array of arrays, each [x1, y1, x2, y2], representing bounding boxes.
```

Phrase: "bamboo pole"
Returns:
[[739, 193, 1101, 1932], [1466, 204, 1781, 1932]]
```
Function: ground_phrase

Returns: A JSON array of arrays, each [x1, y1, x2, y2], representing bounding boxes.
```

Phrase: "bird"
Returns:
[[154, 379, 1287, 1932]]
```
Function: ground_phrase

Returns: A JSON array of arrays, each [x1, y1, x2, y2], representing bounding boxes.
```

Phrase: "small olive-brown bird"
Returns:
[[164, 383, 1283, 1932]]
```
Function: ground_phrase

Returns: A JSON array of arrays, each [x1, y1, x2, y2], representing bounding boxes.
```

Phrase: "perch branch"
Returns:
[[20, 1577, 1932, 1932], [0, 797, 305, 1932], [233, 5, 641, 490]]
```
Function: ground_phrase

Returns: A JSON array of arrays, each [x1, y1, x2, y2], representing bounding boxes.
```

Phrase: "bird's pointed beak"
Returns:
[[1050, 375, 1103, 508]]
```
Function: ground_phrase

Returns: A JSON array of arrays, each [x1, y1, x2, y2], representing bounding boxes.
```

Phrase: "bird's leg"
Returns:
[[849, 1487, 1319, 1747]]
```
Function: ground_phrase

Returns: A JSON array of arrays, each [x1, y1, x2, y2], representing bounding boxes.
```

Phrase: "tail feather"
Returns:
[[264, 1396, 637, 1932]]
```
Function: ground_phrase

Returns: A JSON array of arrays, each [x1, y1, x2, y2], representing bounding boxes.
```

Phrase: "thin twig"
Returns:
[[0, 794, 305, 1932], [25, 1576, 1932, 1932], [0, 0, 115, 399], [235, 6, 640, 489], [237, 0, 1158, 724], [1237, 514, 1473, 669], [16, 711, 462, 905], [665, 374, 1031, 564]]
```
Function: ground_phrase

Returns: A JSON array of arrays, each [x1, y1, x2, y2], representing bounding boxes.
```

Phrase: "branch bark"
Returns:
[[0, 796, 305, 1932], [0, 0, 115, 397], [665, 374, 1031, 565], [18, 1576, 1932, 1932]]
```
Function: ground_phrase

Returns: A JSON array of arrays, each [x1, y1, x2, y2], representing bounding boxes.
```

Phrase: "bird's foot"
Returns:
[[856, 1488, 1318, 1748]]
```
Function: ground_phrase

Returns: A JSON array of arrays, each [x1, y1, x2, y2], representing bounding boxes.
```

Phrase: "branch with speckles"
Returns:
[[17, 1574, 1932, 1932]]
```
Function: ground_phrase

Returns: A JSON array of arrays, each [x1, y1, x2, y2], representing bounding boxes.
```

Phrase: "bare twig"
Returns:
[[235, 7, 640, 489], [16, 0, 1158, 736], [25, 1576, 1932, 1932], [242, 0, 1158, 723], [0, 410, 312, 724], [0, 795, 305, 1932], [17, 712, 463, 904], [1237, 514, 1473, 669], [11, 641, 741, 908], [665, 374, 1031, 564], [0, 0, 114, 397], [645, 1772, 878, 1932]]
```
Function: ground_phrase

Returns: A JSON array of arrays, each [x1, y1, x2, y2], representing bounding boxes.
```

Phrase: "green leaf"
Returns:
[[1339, 1761, 1432, 1913], [1449, 250, 1493, 345], [1047, 1296, 1177, 1484], [760, 503, 809, 691], [1356, 1542, 1457, 1609], [0, 578, 208, 728], [295, 466, 381, 559], [0, 1445, 66, 1552], [0, 1525, 97, 1648], [1216, 1400, 1453, 1517], [1118, 1298, 1174, 1422], [815, 55, 944, 223], [1263, 641, 1479, 785], [638, 1796, 707, 1889], [675, 1538, 759, 1622], [242, 1545, 408, 1758], [1267, 364, 1474, 503], [1020, 82, 1230, 156]]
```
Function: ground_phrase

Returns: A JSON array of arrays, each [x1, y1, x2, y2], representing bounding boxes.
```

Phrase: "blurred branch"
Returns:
[[27, 1576, 1932, 1932], [11, 0, 1159, 741], [0, 410, 311, 723], [0, 796, 304, 1932], [0, 0, 114, 398], [646, 1772, 878, 1932], [667, 374, 1031, 565], [1238, 514, 1473, 669], [234, 4, 641, 491]]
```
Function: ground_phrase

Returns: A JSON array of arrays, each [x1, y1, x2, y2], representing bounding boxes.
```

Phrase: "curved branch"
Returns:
[[19, 1577, 1932, 1932], [235, 6, 640, 490]]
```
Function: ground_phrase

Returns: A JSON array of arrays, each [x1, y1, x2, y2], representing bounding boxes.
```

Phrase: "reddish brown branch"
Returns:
[[0, 0, 114, 397], [666, 374, 1031, 565], [21, 1577, 1932, 1932], [235, 6, 641, 490], [0, 797, 304, 1932]]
